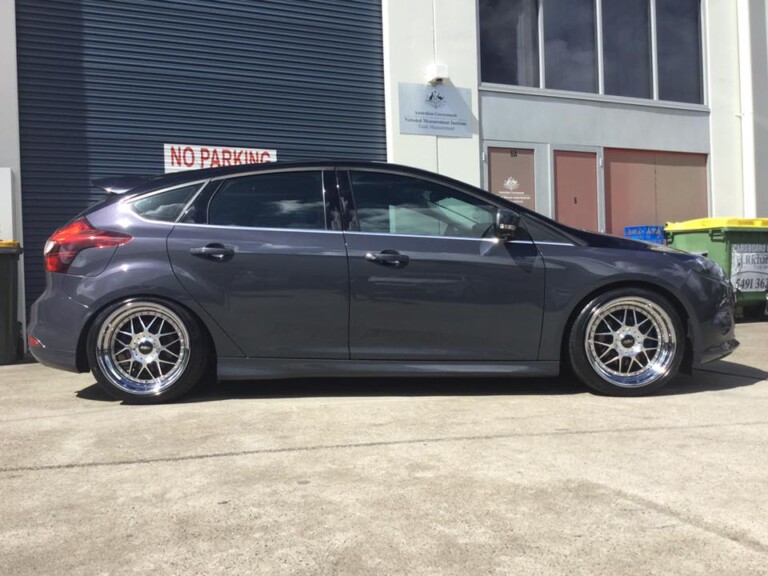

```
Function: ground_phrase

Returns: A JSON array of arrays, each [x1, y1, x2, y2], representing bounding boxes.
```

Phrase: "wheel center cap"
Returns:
[[621, 335, 636, 348], [138, 341, 154, 355]]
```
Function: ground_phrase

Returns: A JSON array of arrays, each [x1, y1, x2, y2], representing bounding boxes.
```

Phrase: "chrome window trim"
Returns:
[[170, 221, 343, 235], [207, 165, 338, 182], [344, 230, 534, 244]]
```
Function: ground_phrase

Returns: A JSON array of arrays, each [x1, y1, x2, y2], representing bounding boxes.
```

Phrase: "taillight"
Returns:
[[44, 217, 132, 273]]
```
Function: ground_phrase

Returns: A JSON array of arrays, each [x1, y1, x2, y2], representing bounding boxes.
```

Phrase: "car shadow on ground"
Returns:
[[75, 359, 767, 403]]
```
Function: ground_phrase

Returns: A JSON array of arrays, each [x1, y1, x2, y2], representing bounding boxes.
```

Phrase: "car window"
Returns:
[[349, 171, 495, 238], [208, 171, 325, 230], [131, 184, 201, 222]]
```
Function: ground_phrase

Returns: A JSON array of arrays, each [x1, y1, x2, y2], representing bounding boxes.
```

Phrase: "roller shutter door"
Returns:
[[16, 0, 386, 306]]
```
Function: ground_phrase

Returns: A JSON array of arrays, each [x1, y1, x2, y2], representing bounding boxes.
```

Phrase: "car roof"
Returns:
[[107, 160, 469, 196]]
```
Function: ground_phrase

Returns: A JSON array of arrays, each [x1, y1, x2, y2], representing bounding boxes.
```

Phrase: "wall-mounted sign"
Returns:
[[398, 82, 472, 138], [164, 143, 277, 173], [731, 243, 768, 292], [488, 147, 536, 211]]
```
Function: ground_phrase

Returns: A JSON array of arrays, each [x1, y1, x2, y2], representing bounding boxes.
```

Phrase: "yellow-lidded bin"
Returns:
[[665, 218, 768, 317], [0, 240, 22, 364]]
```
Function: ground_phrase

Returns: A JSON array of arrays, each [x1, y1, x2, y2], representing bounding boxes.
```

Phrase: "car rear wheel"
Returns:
[[87, 298, 210, 403], [568, 288, 683, 396]]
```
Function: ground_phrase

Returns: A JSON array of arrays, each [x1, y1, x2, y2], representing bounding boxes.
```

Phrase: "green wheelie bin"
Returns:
[[0, 240, 22, 364], [665, 218, 768, 318]]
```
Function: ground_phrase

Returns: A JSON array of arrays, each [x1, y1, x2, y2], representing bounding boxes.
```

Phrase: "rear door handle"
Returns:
[[190, 244, 235, 261], [365, 250, 410, 267]]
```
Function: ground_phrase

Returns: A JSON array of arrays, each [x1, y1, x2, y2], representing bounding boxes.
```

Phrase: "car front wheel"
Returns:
[[87, 298, 210, 403], [568, 288, 684, 396]]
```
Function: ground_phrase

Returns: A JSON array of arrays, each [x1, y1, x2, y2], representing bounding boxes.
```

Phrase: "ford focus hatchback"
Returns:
[[29, 162, 738, 403]]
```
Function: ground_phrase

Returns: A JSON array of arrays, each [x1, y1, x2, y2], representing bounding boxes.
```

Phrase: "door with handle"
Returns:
[[554, 150, 600, 232], [365, 250, 409, 267], [189, 243, 235, 261], [166, 169, 349, 359], [341, 170, 545, 361]]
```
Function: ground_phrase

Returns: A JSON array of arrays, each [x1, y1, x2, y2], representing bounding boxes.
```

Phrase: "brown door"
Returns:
[[554, 151, 599, 232], [604, 149, 708, 236], [488, 147, 536, 211]]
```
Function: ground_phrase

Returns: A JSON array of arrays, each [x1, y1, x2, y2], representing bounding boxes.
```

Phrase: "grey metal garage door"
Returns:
[[16, 0, 386, 306]]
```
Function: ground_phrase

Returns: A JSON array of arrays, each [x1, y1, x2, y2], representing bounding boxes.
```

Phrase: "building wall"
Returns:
[[750, 0, 768, 215], [385, 0, 764, 222], [0, 0, 26, 332], [383, 0, 481, 186], [707, 0, 745, 217], [0, 0, 22, 240]]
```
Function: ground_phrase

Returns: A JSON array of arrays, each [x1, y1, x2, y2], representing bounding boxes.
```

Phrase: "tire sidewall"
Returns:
[[568, 288, 684, 396], [87, 297, 210, 404]]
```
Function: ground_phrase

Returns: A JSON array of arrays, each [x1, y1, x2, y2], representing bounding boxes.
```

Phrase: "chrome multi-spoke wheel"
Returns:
[[585, 297, 677, 388], [89, 299, 209, 403], [569, 289, 683, 396]]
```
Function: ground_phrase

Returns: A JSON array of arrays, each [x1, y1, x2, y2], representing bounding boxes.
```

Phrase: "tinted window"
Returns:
[[349, 171, 495, 238], [657, 0, 702, 104], [208, 171, 325, 230], [544, 0, 597, 93], [603, 0, 651, 98], [132, 184, 200, 222], [479, 0, 540, 87]]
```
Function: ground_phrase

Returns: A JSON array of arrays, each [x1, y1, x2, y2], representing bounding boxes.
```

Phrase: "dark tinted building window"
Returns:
[[544, 0, 597, 93], [478, 0, 703, 104], [603, 0, 652, 98], [208, 171, 325, 230], [657, 0, 703, 103], [350, 171, 495, 238], [132, 184, 200, 222], [479, 0, 540, 87]]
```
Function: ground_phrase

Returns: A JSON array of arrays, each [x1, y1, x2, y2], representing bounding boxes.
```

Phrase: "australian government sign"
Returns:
[[398, 82, 472, 138]]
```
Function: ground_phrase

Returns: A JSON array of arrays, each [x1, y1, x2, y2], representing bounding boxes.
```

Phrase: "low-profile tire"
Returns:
[[87, 298, 211, 404], [568, 288, 684, 396]]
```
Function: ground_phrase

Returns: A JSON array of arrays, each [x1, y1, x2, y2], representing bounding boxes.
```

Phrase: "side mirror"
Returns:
[[495, 208, 521, 239]]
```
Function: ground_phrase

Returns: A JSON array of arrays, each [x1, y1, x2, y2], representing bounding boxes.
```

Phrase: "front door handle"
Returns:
[[365, 250, 410, 267], [190, 243, 235, 261]]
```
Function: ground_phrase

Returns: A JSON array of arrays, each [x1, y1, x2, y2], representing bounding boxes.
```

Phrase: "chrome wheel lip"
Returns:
[[584, 297, 677, 388], [95, 302, 190, 396]]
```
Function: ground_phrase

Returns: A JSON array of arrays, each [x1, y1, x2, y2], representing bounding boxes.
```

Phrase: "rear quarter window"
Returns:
[[131, 184, 201, 222]]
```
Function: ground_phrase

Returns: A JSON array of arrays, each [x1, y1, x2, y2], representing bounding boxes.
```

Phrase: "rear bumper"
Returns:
[[28, 277, 90, 373], [29, 341, 80, 373]]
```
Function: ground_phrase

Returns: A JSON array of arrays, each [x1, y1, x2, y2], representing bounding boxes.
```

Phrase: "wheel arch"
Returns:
[[75, 294, 218, 374], [558, 280, 694, 375]]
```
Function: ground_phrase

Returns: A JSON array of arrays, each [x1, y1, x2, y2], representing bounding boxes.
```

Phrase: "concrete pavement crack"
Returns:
[[577, 480, 768, 555], [1, 420, 767, 475]]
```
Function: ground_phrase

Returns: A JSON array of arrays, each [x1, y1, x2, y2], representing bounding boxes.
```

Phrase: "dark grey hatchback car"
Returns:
[[29, 161, 737, 403]]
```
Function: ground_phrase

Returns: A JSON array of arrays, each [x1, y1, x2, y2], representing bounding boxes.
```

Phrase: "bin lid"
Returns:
[[0, 240, 21, 248], [665, 217, 768, 232]]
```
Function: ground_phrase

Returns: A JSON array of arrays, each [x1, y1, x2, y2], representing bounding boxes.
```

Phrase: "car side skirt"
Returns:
[[217, 358, 560, 381]]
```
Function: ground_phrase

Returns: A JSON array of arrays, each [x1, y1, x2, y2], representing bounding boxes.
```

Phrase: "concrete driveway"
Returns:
[[1, 323, 767, 575]]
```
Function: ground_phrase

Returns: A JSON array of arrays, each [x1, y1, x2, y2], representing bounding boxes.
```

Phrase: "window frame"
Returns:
[[181, 168, 338, 233], [477, 0, 706, 108], [340, 168, 504, 241]]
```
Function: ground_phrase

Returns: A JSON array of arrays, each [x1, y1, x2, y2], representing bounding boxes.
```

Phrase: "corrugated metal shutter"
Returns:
[[16, 0, 386, 306]]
